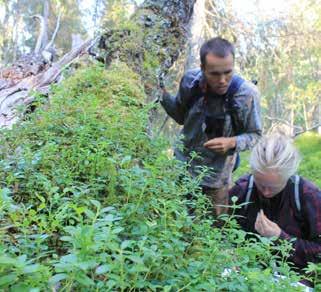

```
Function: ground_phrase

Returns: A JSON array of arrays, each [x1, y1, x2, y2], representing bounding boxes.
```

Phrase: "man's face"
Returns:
[[201, 52, 234, 95], [253, 171, 287, 198]]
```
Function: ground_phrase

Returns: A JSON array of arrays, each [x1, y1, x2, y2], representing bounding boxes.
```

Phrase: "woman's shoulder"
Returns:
[[300, 176, 321, 200]]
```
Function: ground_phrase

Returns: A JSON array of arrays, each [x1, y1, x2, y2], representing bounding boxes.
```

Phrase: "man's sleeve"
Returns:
[[235, 85, 262, 152], [278, 185, 321, 268], [160, 73, 194, 125]]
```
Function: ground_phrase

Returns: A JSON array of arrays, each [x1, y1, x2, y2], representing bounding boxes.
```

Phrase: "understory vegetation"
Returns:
[[0, 63, 319, 291], [296, 133, 321, 188]]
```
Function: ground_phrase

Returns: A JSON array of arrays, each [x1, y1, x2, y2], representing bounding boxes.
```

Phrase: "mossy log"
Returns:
[[96, 0, 196, 96]]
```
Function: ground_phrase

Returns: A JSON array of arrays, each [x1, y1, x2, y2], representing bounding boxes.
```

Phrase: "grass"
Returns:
[[296, 132, 321, 187]]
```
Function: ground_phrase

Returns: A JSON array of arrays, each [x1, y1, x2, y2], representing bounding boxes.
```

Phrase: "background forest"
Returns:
[[1, 0, 320, 134]]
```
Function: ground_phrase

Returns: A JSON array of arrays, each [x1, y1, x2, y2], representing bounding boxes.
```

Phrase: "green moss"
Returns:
[[143, 51, 160, 72], [296, 132, 321, 187], [99, 6, 186, 96]]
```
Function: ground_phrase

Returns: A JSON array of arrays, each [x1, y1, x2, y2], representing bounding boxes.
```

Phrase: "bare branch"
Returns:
[[32, 1, 50, 54], [295, 123, 321, 137], [265, 116, 300, 127], [44, 11, 62, 51], [32, 15, 46, 54], [0, 38, 98, 128], [38, 38, 96, 87]]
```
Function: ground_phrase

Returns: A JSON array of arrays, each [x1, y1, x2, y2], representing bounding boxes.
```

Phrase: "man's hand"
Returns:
[[203, 137, 236, 154], [255, 210, 281, 238]]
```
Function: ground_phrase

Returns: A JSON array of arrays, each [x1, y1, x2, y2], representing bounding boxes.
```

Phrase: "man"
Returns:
[[160, 37, 262, 215], [229, 133, 321, 272]]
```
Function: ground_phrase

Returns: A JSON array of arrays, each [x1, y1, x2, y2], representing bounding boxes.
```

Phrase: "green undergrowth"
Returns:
[[0, 63, 305, 291], [296, 132, 321, 187], [233, 151, 250, 181]]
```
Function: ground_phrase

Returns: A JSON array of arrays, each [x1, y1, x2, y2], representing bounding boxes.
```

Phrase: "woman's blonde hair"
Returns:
[[250, 133, 301, 181]]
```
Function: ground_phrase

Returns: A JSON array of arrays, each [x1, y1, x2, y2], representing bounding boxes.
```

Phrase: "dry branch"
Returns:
[[0, 38, 96, 128]]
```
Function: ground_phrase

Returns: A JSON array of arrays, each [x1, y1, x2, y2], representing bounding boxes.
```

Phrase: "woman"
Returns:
[[229, 133, 321, 272]]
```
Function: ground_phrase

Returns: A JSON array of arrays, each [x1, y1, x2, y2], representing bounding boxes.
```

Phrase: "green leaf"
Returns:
[[49, 273, 68, 286], [76, 273, 95, 287], [22, 264, 40, 274], [127, 255, 143, 264], [112, 227, 124, 234], [84, 209, 95, 219], [60, 254, 77, 264], [129, 264, 149, 273], [100, 207, 115, 213], [121, 240, 133, 250], [60, 236, 73, 242], [90, 199, 101, 209], [0, 274, 17, 286], [96, 264, 110, 274], [9, 283, 36, 292], [0, 256, 16, 265]]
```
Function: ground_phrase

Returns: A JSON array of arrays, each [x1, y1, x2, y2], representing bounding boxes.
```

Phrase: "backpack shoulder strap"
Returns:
[[244, 174, 254, 211], [186, 73, 246, 110], [243, 175, 301, 216], [290, 175, 307, 237], [176, 68, 203, 111], [225, 75, 246, 135], [293, 174, 301, 212], [226, 75, 245, 99]]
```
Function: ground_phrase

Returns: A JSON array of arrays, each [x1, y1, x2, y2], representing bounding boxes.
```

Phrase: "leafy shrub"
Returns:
[[295, 132, 321, 187], [0, 62, 304, 291]]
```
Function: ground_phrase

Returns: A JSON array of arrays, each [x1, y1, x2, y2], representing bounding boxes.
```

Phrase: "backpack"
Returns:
[[244, 174, 301, 212], [188, 74, 246, 172], [187, 73, 245, 112]]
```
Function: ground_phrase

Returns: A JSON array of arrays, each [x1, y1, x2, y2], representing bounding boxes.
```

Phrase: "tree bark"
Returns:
[[186, 0, 206, 70], [96, 0, 196, 95], [303, 101, 308, 130]]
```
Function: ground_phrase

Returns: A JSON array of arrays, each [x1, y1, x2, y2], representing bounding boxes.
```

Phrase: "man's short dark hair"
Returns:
[[200, 37, 235, 65]]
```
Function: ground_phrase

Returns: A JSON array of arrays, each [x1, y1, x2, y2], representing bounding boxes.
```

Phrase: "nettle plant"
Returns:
[[0, 62, 308, 291]]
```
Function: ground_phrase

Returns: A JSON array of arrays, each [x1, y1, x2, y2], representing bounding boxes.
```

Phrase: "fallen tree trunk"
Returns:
[[0, 38, 96, 128], [0, 0, 197, 128]]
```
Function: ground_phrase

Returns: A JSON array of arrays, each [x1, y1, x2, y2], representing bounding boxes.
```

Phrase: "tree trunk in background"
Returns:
[[12, 15, 23, 63], [34, 0, 49, 54], [93, 0, 197, 139], [96, 0, 196, 96], [290, 92, 294, 136], [303, 102, 308, 130], [186, 0, 206, 70], [318, 95, 321, 135]]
